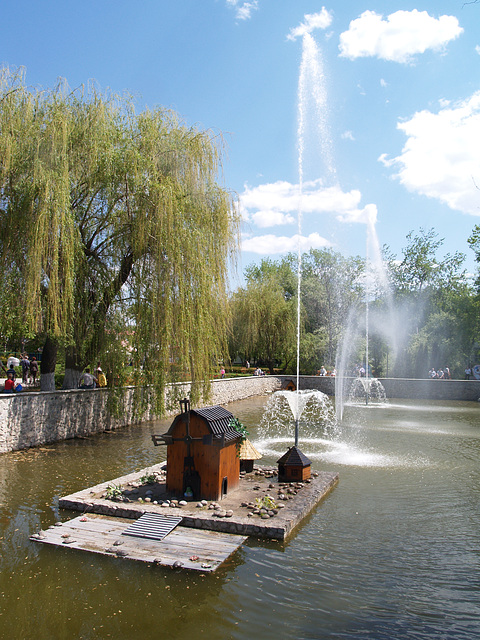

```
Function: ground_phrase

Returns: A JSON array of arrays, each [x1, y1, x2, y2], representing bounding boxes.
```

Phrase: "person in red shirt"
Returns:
[[4, 371, 15, 392]]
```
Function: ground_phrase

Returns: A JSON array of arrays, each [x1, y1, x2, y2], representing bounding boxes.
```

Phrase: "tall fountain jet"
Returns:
[[294, 31, 336, 444]]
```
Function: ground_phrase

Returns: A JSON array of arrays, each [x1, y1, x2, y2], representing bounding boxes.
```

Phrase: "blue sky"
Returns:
[[3, 1, 480, 284]]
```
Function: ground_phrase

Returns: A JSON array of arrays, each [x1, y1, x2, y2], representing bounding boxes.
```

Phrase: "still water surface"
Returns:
[[0, 395, 479, 639]]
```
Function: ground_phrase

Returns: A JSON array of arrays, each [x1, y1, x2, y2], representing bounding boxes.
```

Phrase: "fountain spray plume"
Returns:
[[295, 30, 336, 444], [335, 210, 393, 420]]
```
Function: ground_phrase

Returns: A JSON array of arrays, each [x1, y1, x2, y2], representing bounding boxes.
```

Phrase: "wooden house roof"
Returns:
[[167, 405, 241, 443], [277, 445, 311, 467]]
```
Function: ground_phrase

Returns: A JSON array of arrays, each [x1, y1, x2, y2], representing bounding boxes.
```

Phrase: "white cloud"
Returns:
[[240, 178, 364, 225], [379, 91, 480, 215], [339, 10, 463, 63], [476, 44, 480, 55], [226, 0, 258, 21], [251, 210, 295, 228], [337, 203, 378, 225], [239, 179, 377, 256], [341, 130, 355, 141], [380, 78, 387, 88], [241, 232, 330, 255], [287, 8, 333, 41]]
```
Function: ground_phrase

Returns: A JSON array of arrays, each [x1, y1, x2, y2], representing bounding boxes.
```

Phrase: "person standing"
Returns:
[[29, 357, 39, 385], [21, 354, 30, 385]]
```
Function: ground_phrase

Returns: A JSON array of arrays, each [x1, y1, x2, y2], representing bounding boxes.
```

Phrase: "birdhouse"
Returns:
[[238, 438, 262, 473], [152, 400, 242, 501], [282, 379, 296, 391], [277, 446, 312, 482]]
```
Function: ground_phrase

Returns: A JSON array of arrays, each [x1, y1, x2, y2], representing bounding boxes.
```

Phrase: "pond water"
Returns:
[[1, 395, 480, 639]]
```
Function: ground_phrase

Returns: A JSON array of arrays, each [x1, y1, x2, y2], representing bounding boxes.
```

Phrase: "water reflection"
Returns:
[[0, 397, 480, 638]]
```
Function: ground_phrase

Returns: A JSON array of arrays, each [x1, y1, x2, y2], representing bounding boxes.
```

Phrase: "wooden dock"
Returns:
[[31, 514, 246, 572]]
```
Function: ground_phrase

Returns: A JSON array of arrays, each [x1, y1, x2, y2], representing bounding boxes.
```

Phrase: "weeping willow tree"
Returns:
[[0, 67, 239, 409], [230, 265, 297, 374]]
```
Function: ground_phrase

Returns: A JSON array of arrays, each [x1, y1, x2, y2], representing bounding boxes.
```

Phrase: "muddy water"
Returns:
[[1, 395, 479, 639]]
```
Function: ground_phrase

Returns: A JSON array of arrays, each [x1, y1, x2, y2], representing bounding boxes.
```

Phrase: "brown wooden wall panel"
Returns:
[[165, 414, 240, 501]]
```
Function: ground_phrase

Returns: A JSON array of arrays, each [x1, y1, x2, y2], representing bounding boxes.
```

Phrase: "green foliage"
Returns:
[[139, 470, 158, 485], [230, 258, 297, 373], [0, 67, 239, 408], [230, 416, 248, 440], [301, 248, 364, 365], [255, 495, 277, 510], [105, 483, 123, 499]]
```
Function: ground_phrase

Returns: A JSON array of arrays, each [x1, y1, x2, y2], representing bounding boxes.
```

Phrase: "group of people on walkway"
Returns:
[[2, 357, 108, 393], [317, 366, 336, 376], [428, 367, 451, 379], [78, 364, 107, 389], [1, 354, 39, 393]]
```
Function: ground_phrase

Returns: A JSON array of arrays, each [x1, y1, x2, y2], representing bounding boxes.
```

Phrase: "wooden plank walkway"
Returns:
[[31, 514, 247, 572]]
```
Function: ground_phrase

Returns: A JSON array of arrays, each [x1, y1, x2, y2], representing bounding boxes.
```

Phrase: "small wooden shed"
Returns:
[[239, 438, 262, 473], [282, 379, 296, 391], [277, 446, 312, 482], [152, 400, 242, 501]]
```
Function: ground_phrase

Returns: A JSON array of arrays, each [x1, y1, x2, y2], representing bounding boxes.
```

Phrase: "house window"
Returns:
[[221, 476, 228, 496]]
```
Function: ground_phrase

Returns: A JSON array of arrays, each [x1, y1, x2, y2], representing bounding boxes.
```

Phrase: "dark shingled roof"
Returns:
[[168, 405, 241, 443], [277, 445, 312, 467]]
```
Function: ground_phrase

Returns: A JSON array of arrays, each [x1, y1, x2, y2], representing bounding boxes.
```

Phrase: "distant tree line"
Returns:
[[229, 227, 480, 379]]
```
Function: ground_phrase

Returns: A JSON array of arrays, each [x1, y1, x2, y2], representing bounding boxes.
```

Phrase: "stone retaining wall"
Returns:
[[0, 376, 280, 454], [1, 374, 479, 454], [283, 375, 480, 402]]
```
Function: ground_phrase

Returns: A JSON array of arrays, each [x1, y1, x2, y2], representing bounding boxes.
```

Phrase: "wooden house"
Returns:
[[277, 446, 312, 482], [282, 379, 296, 391], [152, 400, 242, 501], [239, 438, 262, 473]]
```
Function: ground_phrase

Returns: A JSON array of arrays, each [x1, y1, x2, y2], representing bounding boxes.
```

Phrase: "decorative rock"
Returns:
[[173, 560, 184, 568], [215, 510, 227, 518], [144, 497, 151, 503], [179, 500, 187, 506], [225, 510, 234, 517], [160, 502, 169, 507], [196, 502, 203, 508], [201, 500, 208, 506], [261, 513, 270, 519]]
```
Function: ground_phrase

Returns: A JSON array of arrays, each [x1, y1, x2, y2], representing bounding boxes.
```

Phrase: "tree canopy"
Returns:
[[0, 67, 239, 408]]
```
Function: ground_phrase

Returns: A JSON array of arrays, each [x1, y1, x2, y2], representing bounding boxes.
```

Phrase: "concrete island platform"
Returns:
[[57, 463, 339, 541], [31, 464, 338, 571]]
